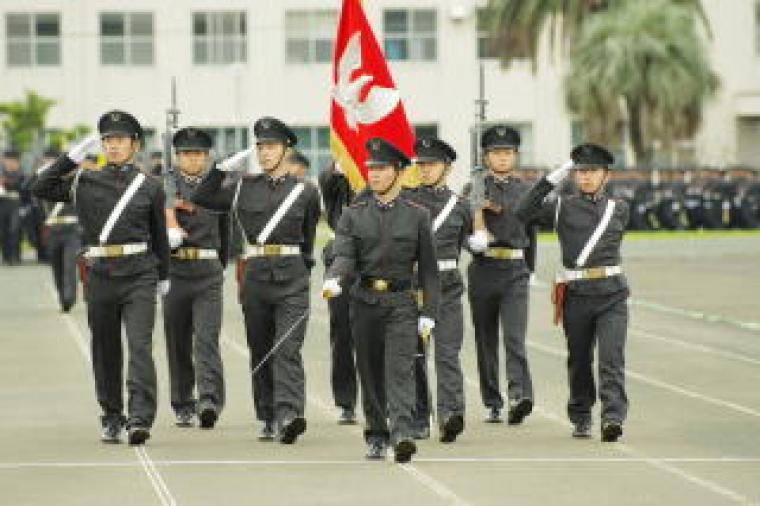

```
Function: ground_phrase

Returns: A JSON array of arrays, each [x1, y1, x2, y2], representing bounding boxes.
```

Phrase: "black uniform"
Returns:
[[32, 111, 170, 444], [192, 118, 320, 443], [517, 143, 629, 441], [327, 138, 440, 463], [318, 163, 358, 419], [163, 128, 228, 428], [0, 159, 27, 265], [41, 197, 81, 311]]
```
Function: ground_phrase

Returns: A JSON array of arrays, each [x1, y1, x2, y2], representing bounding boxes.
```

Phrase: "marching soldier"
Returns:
[[162, 127, 228, 429], [466, 125, 535, 425], [192, 117, 320, 444], [36, 149, 82, 312], [322, 138, 440, 463], [32, 110, 171, 445], [0, 149, 26, 265], [517, 143, 629, 442], [404, 137, 471, 443], [318, 160, 358, 425], [285, 150, 310, 179]]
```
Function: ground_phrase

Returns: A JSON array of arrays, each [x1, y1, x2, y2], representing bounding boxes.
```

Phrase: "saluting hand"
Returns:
[[546, 159, 574, 185], [67, 134, 100, 164], [218, 147, 255, 172]]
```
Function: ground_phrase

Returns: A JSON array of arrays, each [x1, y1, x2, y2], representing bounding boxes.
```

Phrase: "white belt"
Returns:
[[437, 259, 458, 271], [244, 244, 301, 258], [45, 216, 78, 226], [0, 190, 20, 200], [483, 247, 524, 260], [172, 247, 218, 260], [85, 242, 148, 258], [560, 265, 622, 282]]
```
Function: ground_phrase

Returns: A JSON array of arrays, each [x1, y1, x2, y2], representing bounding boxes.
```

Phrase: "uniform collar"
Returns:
[[178, 170, 205, 185], [266, 173, 291, 187], [374, 196, 397, 210], [579, 189, 607, 203]]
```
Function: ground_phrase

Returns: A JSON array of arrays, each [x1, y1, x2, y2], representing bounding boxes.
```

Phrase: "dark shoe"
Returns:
[[507, 398, 533, 425], [572, 420, 592, 439], [439, 414, 464, 443], [199, 407, 218, 429], [366, 441, 386, 460], [393, 439, 417, 464], [601, 421, 623, 442], [338, 407, 356, 425], [175, 410, 195, 428], [257, 420, 275, 441], [412, 426, 430, 440], [61, 301, 73, 313], [278, 417, 307, 444], [128, 426, 150, 446], [485, 406, 502, 423], [100, 423, 123, 444]]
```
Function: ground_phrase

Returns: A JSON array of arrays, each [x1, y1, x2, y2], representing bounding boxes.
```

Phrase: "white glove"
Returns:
[[418, 317, 435, 342], [167, 227, 185, 249], [157, 279, 171, 297], [467, 230, 489, 253], [218, 147, 254, 172], [321, 278, 342, 299], [67, 134, 100, 164], [546, 159, 574, 185]]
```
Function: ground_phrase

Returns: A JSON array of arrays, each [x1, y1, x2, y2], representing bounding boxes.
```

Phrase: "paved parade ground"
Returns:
[[1, 232, 759, 505]]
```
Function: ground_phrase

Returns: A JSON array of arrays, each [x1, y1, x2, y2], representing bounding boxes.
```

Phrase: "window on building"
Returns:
[[292, 126, 331, 176], [205, 126, 249, 156], [285, 10, 337, 64], [477, 9, 498, 59], [100, 12, 154, 65], [383, 9, 436, 62], [193, 11, 247, 64], [5, 12, 60, 66]]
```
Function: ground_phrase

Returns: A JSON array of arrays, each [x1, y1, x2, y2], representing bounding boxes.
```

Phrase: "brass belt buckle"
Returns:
[[263, 244, 281, 256], [186, 248, 200, 260], [585, 267, 605, 279], [372, 279, 389, 291], [104, 245, 123, 257]]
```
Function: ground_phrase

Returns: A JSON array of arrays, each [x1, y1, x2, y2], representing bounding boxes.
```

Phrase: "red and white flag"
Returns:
[[330, 0, 416, 190]]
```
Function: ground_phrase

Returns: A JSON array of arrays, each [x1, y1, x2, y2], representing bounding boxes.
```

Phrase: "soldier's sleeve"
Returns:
[[150, 184, 171, 281], [218, 211, 230, 269], [190, 165, 234, 211], [417, 207, 441, 321], [458, 198, 474, 251], [516, 177, 557, 228], [301, 184, 321, 269], [326, 209, 357, 280], [525, 223, 538, 273], [31, 154, 78, 203]]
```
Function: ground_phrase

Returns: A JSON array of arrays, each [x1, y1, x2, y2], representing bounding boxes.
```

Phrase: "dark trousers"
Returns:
[[413, 279, 467, 426], [163, 273, 225, 415], [351, 293, 417, 445], [47, 228, 80, 308], [86, 270, 158, 428], [241, 275, 309, 425], [328, 289, 357, 410], [0, 201, 21, 263], [562, 291, 629, 424], [467, 261, 533, 409]]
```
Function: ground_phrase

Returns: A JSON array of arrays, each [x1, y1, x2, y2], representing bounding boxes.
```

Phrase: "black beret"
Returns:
[[365, 138, 411, 171], [98, 110, 143, 140], [414, 137, 457, 164], [481, 125, 520, 151], [173, 127, 213, 152], [571, 143, 614, 168], [254, 117, 297, 147]]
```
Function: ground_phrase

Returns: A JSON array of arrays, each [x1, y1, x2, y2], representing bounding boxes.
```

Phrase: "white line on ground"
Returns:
[[45, 281, 178, 506], [221, 329, 473, 506], [630, 327, 760, 367], [3, 456, 760, 470], [527, 339, 760, 419]]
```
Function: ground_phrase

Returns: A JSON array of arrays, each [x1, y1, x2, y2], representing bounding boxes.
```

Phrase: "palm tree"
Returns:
[[483, 0, 708, 68], [0, 91, 56, 151], [564, 0, 718, 166]]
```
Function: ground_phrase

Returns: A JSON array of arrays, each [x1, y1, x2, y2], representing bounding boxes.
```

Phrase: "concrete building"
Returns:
[[1, 0, 758, 187]]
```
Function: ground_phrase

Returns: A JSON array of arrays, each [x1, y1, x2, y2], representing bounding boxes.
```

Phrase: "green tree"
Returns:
[[483, 0, 708, 68], [0, 91, 56, 151], [564, 0, 718, 166]]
